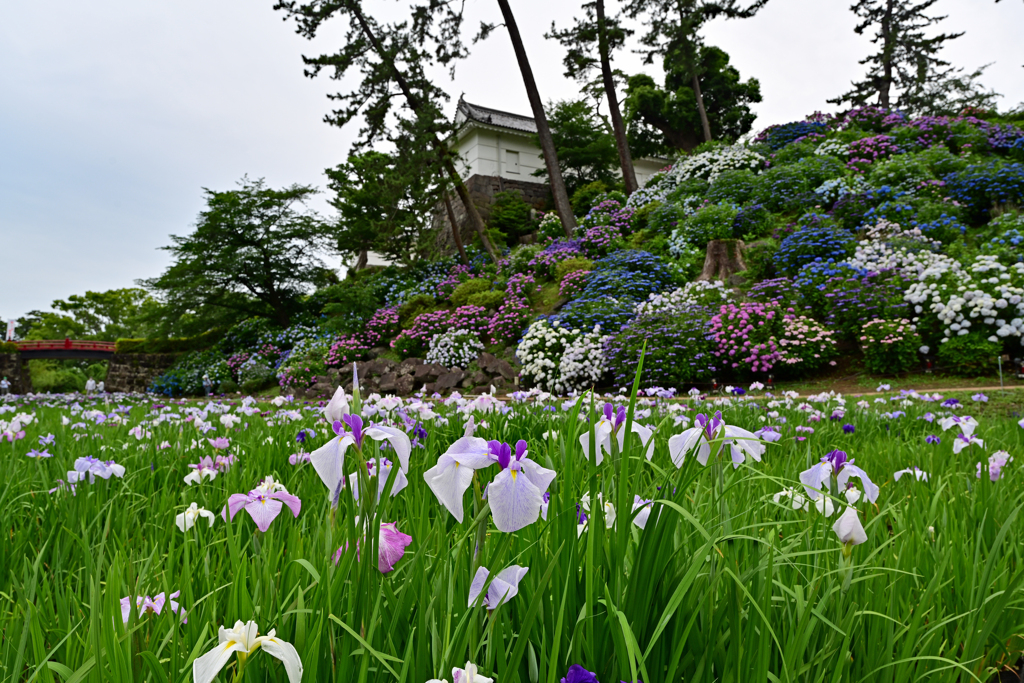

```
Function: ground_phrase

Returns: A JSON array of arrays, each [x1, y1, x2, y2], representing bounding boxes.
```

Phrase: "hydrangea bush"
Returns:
[[425, 329, 485, 369]]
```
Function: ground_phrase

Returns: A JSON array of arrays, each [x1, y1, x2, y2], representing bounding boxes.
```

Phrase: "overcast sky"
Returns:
[[2, 0, 1022, 322]]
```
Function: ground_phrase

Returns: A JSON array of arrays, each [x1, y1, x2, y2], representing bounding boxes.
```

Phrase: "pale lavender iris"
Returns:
[[120, 590, 187, 624], [799, 450, 879, 504], [68, 456, 125, 484], [668, 411, 764, 469], [468, 565, 529, 609], [977, 451, 1012, 481], [486, 440, 555, 533], [27, 448, 52, 458], [227, 488, 301, 532]]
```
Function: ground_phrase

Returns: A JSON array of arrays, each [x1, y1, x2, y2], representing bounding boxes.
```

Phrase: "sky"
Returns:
[[1, 0, 1022, 322]]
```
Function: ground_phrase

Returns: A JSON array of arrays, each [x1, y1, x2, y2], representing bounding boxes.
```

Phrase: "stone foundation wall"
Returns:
[[433, 174, 552, 257], [106, 353, 181, 393], [0, 353, 25, 394]]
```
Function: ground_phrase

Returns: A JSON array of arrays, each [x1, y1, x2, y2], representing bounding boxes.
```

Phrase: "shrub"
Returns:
[[467, 290, 505, 310], [789, 154, 847, 188], [916, 144, 970, 177], [571, 181, 613, 215], [868, 154, 933, 190], [425, 329, 484, 369], [536, 212, 564, 241], [312, 281, 380, 334], [277, 337, 331, 391], [605, 310, 716, 389], [152, 350, 231, 396], [326, 335, 372, 367], [846, 135, 901, 173], [732, 204, 775, 240], [529, 240, 586, 278], [0, 341, 17, 353], [399, 293, 439, 327], [943, 161, 1024, 224], [558, 269, 589, 299], [517, 319, 608, 394], [740, 239, 779, 282], [364, 307, 401, 348], [489, 298, 533, 344], [505, 243, 543, 275], [709, 302, 837, 377], [767, 141, 819, 165], [238, 356, 276, 387], [450, 279, 492, 307], [751, 165, 814, 212], [860, 318, 921, 375], [554, 257, 594, 282], [678, 203, 739, 247], [489, 191, 535, 245], [774, 216, 856, 275], [706, 169, 759, 205], [937, 332, 1001, 376], [216, 319, 277, 355], [118, 329, 224, 355], [630, 200, 661, 233], [218, 379, 239, 394], [758, 121, 829, 150]]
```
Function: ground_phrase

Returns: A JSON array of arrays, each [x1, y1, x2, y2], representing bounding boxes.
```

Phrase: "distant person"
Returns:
[[85, 377, 96, 395], [97, 380, 105, 394], [202, 373, 214, 397], [0, 377, 9, 395]]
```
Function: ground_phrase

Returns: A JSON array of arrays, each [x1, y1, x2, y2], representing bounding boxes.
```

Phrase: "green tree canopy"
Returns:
[[325, 149, 437, 267], [534, 99, 619, 196], [624, 45, 761, 155], [15, 288, 158, 341], [141, 177, 336, 330]]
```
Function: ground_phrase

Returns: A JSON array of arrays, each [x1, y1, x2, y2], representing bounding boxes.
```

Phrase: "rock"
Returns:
[[360, 358, 396, 378], [378, 372, 397, 393], [397, 358, 422, 376], [368, 347, 389, 358], [421, 382, 435, 394], [469, 370, 488, 387], [435, 369, 465, 391], [478, 352, 517, 381], [414, 363, 445, 380], [395, 374, 415, 396]]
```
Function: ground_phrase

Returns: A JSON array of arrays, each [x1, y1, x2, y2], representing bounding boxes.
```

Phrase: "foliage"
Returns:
[[774, 216, 856, 275], [398, 294, 440, 328], [558, 269, 590, 299], [860, 318, 922, 375], [943, 162, 1024, 224], [936, 332, 1001, 376], [466, 290, 506, 310], [151, 349, 231, 396], [324, 150, 437, 266], [606, 310, 714, 388], [309, 280, 381, 335], [488, 191, 536, 247], [450, 279, 492, 307], [555, 257, 595, 283], [535, 100, 618, 196], [115, 330, 225, 355], [624, 45, 762, 155], [676, 203, 738, 247], [141, 177, 336, 328]]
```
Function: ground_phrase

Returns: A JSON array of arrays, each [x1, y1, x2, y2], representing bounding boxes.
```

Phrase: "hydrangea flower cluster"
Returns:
[[326, 335, 371, 367], [559, 269, 589, 299], [635, 280, 732, 317], [664, 144, 764, 184], [860, 318, 922, 374], [425, 329, 485, 369], [518, 319, 608, 394], [846, 135, 902, 173], [528, 240, 585, 277]]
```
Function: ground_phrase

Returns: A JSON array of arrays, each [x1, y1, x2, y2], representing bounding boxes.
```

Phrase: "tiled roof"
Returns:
[[455, 97, 537, 134]]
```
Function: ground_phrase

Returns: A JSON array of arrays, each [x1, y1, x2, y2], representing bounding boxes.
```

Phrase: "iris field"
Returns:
[[1, 374, 1023, 683]]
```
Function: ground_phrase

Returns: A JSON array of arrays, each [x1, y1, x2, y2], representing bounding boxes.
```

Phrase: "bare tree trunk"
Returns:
[[595, 0, 638, 195], [879, 0, 894, 109], [495, 0, 577, 238], [355, 249, 369, 270], [443, 190, 470, 264], [692, 72, 713, 143], [348, 2, 500, 262]]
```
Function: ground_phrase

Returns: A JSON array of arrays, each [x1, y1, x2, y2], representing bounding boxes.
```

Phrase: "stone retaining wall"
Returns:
[[106, 353, 181, 393], [432, 174, 552, 257], [0, 353, 25, 394], [295, 352, 520, 400]]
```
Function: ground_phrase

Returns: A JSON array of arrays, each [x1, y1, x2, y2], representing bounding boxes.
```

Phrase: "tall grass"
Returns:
[[1, 380, 1022, 682]]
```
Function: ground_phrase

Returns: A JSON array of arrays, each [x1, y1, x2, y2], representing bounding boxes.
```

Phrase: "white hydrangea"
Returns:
[[904, 255, 1024, 344], [425, 329, 484, 369], [635, 280, 733, 317], [517, 319, 608, 394], [815, 138, 849, 158], [814, 175, 867, 204], [665, 144, 764, 186]]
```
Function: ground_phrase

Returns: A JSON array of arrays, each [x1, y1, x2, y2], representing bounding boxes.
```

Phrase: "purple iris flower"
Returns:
[[39, 433, 55, 446], [842, 424, 855, 434], [334, 413, 366, 448], [296, 430, 307, 444], [561, 665, 599, 683], [695, 410, 725, 441], [925, 434, 941, 444], [603, 403, 627, 431], [27, 448, 52, 458], [824, 449, 848, 470], [942, 398, 960, 407]]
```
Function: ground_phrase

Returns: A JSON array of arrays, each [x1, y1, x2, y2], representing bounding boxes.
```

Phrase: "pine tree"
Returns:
[[548, 0, 640, 194], [274, 0, 501, 262], [625, 0, 769, 144], [829, 0, 964, 112]]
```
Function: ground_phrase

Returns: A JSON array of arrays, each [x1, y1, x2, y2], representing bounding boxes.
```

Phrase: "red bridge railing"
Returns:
[[16, 340, 116, 352]]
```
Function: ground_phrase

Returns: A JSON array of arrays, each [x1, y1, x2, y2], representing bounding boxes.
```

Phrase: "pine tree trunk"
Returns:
[[596, 0, 638, 195], [692, 72, 713, 143], [355, 250, 368, 270], [879, 0, 894, 109], [348, 1, 500, 262], [443, 190, 470, 265], [495, 0, 577, 238]]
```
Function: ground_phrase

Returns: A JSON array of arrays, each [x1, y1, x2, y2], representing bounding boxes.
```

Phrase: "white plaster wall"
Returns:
[[455, 125, 668, 188]]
